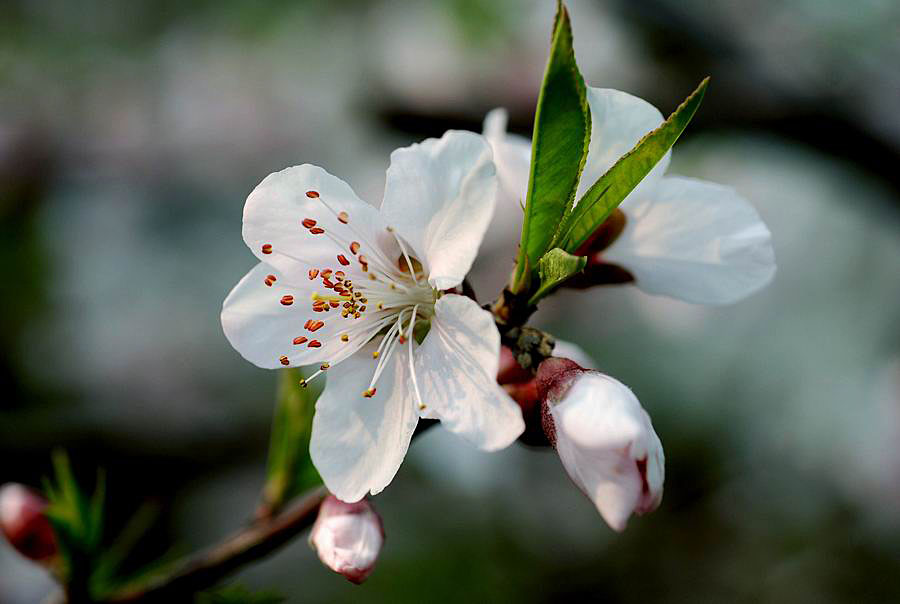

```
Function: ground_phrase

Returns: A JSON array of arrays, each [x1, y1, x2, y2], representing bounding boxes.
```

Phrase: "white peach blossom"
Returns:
[[222, 130, 524, 502]]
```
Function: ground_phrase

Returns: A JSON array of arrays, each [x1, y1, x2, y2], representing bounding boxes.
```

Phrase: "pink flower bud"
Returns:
[[537, 359, 665, 532], [309, 495, 384, 584], [0, 483, 57, 561]]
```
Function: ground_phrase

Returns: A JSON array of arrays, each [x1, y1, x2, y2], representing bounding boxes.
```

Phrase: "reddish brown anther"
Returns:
[[280, 295, 294, 306], [306, 190, 320, 198], [302, 218, 317, 229], [261, 244, 273, 254]]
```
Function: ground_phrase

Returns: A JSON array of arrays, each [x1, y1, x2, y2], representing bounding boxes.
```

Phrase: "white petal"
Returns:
[[551, 373, 664, 531], [481, 109, 532, 255], [310, 341, 419, 502], [381, 131, 498, 290], [242, 164, 394, 283], [221, 263, 376, 369], [578, 88, 669, 203], [415, 294, 524, 450], [552, 339, 597, 370], [604, 176, 776, 305]]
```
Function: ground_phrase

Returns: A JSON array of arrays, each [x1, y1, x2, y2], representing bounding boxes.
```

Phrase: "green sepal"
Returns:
[[529, 248, 588, 305]]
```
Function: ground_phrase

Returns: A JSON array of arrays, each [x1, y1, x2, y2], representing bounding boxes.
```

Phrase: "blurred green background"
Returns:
[[2, 0, 899, 602]]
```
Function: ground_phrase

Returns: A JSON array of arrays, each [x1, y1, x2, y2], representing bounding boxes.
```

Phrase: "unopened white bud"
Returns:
[[309, 495, 384, 584], [537, 359, 665, 532]]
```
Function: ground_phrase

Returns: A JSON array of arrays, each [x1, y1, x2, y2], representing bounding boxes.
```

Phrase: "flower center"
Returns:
[[292, 190, 435, 408]]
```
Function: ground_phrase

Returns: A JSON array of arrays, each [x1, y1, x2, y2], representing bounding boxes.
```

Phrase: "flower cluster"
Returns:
[[222, 69, 774, 578]]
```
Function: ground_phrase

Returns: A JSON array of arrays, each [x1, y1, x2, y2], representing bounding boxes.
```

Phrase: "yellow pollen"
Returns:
[[340, 334, 349, 342], [372, 351, 380, 359], [320, 362, 330, 370]]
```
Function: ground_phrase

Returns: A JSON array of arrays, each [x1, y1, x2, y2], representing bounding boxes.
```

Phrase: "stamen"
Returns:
[[350, 242, 360, 254], [309, 227, 325, 235], [302, 218, 317, 228], [279, 355, 290, 366], [320, 362, 330, 370], [303, 368, 325, 386], [337, 255, 350, 266], [393, 233, 419, 285], [308, 269, 319, 280], [308, 340, 322, 348], [261, 244, 273, 254], [264, 274, 276, 287], [293, 336, 308, 345], [340, 334, 349, 342], [306, 191, 320, 198], [337, 211, 349, 224], [407, 304, 426, 410], [280, 295, 294, 306], [306, 320, 325, 332], [363, 388, 376, 398]]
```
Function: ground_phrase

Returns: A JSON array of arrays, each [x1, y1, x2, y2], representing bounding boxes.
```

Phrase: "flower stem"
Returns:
[[101, 487, 327, 603]]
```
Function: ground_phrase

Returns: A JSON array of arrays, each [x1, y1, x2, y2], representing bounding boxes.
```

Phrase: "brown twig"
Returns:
[[103, 487, 327, 603], [94, 422, 441, 603]]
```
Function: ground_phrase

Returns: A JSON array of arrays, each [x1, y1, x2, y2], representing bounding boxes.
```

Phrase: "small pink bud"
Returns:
[[499, 342, 598, 447], [309, 495, 384, 584], [537, 359, 665, 532], [0, 483, 57, 561]]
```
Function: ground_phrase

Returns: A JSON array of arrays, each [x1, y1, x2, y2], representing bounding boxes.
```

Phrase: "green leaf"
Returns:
[[92, 501, 162, 591], [529, 248, 588, 305], [555, 77, 709, 254], [262, 368, 322, 513], [42, 450, 106, 597], [512, 0, 590, 292]]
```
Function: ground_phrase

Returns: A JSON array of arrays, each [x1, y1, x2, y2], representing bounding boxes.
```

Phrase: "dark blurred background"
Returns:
[[2, 0, 899, 602]]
